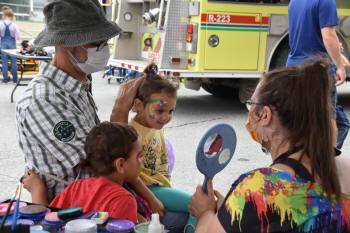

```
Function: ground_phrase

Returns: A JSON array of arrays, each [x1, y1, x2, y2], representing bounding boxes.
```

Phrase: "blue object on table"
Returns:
[[196, 124, 237, 193], [11, 199, 20, 230], [78, 211, 98, 220], [57, 207, 83, 220]]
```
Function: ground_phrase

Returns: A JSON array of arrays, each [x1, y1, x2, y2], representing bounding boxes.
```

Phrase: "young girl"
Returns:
[[113, 64, 196, 231]]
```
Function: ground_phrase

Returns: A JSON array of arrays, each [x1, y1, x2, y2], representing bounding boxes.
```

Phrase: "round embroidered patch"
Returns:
[[53, 121, 76, 142]]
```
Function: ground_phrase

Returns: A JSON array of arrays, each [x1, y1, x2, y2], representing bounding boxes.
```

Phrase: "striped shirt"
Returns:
[[16, 62, 100, 200]]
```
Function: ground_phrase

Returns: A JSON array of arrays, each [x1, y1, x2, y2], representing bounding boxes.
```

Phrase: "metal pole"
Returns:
[[157, 0, 165, 29], [30, 0, 33, 13]]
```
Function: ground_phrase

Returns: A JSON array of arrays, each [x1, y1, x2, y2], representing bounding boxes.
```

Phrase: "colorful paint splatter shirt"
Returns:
[[130, 119, 171, 187], [218, 168, 350, 233]]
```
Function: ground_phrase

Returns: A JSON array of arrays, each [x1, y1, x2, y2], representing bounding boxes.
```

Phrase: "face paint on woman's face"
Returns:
[[245, 114, 260, 143]]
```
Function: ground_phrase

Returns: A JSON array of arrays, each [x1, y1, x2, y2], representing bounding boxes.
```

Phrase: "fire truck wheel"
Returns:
[[269, 40, 290, 70], [239, 79, 259, 104], [201, 83, 239, 99]]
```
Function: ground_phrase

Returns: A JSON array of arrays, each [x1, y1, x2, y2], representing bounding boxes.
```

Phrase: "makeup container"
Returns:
[[4, 219, 34, 227], [106, 219, 135, 233], [19, 205, 48, 221], [65, 219, 97, 233], [134, 223, 149, 233], [0, 202, 27, 216], [42, 212, 64, 232]]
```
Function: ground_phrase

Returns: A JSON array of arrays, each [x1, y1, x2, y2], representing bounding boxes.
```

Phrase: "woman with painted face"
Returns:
[[189, 59, 350, 233]]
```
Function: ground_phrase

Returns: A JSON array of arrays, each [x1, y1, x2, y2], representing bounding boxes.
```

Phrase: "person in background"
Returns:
[[286, 0, 350, 151], [0, 6, 20, 83]]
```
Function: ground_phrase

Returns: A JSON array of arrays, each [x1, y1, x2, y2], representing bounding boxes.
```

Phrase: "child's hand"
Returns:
[[21, 170, 45, 194], [137, 213, 147, 223], [149, 197, 165, 218]]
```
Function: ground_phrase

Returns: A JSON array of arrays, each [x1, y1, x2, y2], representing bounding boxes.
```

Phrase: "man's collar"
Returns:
[[40, 62, 90, 95]]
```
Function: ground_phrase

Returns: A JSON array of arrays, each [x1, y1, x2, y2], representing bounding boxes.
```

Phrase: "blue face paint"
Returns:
[[146, 99, 165, 121]]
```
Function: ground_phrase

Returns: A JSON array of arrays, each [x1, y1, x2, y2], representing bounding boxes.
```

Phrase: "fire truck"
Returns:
[[108, 0, 350, 102]]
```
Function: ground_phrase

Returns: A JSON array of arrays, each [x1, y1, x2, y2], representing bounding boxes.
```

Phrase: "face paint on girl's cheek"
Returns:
[[146, 99, 166, 121]]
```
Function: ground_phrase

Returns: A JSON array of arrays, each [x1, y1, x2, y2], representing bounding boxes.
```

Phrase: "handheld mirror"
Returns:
[[196, 124, 237, 193]]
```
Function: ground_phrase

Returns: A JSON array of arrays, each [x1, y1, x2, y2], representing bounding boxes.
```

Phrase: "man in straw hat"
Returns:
[[16, 0, 123, 201]]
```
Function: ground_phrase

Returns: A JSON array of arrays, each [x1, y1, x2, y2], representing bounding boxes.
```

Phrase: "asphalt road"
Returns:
[[0, 73, 349, 202]]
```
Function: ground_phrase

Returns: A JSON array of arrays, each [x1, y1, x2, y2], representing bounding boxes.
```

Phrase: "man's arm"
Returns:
[[321, 27, 346, 86], [321, 27, 343, 69], [110, 78, 144, 122], [24, 98, 90, 170]]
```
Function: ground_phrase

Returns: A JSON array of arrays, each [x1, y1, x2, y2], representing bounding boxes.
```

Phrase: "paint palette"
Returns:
[[19, 205, 48, 221], [65, 219, 97, 233], [0, 202, 27, 216], [106, 219, 135, 233], [196, 124, 237, 193]]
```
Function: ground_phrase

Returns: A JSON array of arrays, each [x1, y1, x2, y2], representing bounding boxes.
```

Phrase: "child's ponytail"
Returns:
[[136, 63, 179, 103]]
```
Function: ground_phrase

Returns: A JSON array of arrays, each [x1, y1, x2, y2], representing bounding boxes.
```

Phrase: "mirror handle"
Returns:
[[202, 176, 209, 194]]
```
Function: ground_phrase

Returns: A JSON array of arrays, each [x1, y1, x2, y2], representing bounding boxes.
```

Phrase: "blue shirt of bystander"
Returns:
[[287, 0, 339, 66]]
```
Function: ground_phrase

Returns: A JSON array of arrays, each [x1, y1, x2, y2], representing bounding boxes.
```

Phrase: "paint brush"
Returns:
[[0, 192, 17, 230], [29, 164, 70, 185], [11, 183, 23, 230]]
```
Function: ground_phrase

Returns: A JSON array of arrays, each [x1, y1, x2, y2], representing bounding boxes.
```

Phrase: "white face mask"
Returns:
[[70, 45, 110, 74]]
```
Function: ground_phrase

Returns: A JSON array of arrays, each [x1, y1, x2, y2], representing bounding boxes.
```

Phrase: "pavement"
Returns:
[[0, 72, 349, 202]]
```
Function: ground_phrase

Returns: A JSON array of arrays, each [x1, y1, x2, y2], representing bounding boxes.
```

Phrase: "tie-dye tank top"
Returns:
[[218, 168, 350, 233]]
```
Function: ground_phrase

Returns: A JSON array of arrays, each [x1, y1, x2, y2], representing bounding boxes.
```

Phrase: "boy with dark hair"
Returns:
[[22, 122, 142, 223]]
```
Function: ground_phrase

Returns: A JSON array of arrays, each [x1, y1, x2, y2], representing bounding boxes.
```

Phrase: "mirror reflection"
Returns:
[[218, 148, 231, 164], [204, 134, 223, 157]]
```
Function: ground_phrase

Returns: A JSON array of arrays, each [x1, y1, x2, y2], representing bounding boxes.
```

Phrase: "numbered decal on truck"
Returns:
[[208, 14, 231, 23]]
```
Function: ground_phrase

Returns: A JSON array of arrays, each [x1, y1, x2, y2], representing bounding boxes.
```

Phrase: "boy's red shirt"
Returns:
[[50, 176, 137, 223]]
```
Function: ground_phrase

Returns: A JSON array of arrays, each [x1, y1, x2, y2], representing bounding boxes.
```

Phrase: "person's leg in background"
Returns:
[[330, 66, 350, 150], [336, 103, 350, 150], [10, 54, 17, 82], [1, 51, 9, 82], [330, 72, 338, 146]]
